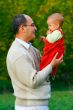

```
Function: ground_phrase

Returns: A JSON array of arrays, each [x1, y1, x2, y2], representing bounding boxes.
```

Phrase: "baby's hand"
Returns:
[[46, 30, 52, 34], [40, 36, 45, 41], [40, 36, 46, 43]]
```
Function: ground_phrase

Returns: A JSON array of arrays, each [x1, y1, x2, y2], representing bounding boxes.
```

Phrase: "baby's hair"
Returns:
[[49, 13, 64, 27]]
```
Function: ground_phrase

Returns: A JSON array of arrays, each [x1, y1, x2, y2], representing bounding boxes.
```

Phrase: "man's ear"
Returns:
[[19, 25, 25, 33]]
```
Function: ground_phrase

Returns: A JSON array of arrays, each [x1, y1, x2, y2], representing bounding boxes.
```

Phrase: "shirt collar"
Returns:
[[16, 38, 31, 49]]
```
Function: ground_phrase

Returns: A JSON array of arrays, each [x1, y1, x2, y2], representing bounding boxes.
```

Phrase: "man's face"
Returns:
[[24, 16, 37, 41]]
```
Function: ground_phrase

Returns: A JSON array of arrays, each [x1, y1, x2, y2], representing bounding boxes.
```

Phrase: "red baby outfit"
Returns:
[[40, 29, 64, 76]]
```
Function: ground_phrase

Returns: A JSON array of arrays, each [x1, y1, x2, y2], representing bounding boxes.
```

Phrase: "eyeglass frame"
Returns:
[[24, 23, 36, 27]]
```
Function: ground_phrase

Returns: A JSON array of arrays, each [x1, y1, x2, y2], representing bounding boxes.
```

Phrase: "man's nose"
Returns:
[[35, 26, 37, 31]]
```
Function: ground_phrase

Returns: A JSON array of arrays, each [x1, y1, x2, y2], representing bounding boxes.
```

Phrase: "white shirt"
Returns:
[[16, 38, 31, 49]]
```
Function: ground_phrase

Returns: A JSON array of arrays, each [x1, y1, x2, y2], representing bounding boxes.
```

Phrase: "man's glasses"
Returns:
[[24, 23, 35, 27]]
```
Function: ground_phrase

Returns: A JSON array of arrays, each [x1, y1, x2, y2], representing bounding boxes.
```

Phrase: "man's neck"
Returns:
[[16, 34, 29, 43]]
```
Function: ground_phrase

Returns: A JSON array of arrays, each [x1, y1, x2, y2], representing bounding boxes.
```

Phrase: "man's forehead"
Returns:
[[23, 14, 33, 23]]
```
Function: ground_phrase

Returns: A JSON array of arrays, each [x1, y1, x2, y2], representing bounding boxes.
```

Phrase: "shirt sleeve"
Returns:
[[46, 30, 62, 43], [14, 54, 52, 88]]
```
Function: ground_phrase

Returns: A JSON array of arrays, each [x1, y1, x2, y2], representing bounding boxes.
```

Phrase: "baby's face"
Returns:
[[47, 18, 59, 31]]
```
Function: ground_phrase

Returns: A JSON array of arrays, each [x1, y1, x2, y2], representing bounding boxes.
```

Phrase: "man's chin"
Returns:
[[30, 35, 35, 41], [32, 35, 35, 39]]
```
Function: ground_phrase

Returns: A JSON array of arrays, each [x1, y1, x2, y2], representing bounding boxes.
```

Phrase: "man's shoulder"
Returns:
[[7, 40, 27, 63], [32, 46, 40, 53]]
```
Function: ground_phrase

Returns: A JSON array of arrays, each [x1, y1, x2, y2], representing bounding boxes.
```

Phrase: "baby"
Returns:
[[40, 13, 65, 77]]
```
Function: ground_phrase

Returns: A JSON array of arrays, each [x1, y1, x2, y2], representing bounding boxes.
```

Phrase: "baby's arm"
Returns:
[[46, 30, 63, 43]]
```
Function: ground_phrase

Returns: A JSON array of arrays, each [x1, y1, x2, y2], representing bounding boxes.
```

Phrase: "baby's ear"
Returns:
[[56, 22, 60, 28]]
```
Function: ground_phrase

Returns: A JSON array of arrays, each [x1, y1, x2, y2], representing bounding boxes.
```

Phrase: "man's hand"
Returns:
[[50, 53, 63, 68]]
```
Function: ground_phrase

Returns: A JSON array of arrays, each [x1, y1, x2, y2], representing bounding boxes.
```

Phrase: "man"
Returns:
[[6, 14, 63, 110]]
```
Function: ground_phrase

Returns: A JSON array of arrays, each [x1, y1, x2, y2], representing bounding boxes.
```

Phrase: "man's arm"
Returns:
[[14, 53, 63, 88]]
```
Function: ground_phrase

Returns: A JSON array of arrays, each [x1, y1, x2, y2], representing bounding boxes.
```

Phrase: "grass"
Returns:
[[49, 90, 73, 110], [0, 89, 73, 110], [0, 93, 15, 110]]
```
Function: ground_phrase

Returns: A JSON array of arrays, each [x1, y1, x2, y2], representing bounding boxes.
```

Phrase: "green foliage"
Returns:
[[0, 0, 73, 91], [0, 79, 13, 93]]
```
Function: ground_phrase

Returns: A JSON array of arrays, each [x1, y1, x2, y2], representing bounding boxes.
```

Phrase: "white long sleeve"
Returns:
[[46, 30, 62, 43]]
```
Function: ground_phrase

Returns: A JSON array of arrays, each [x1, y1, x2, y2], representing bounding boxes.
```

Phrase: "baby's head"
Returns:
[[47, 13, 64, 31]]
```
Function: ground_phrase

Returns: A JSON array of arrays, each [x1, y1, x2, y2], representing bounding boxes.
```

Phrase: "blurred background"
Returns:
[[0, 0, 73, 110]]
